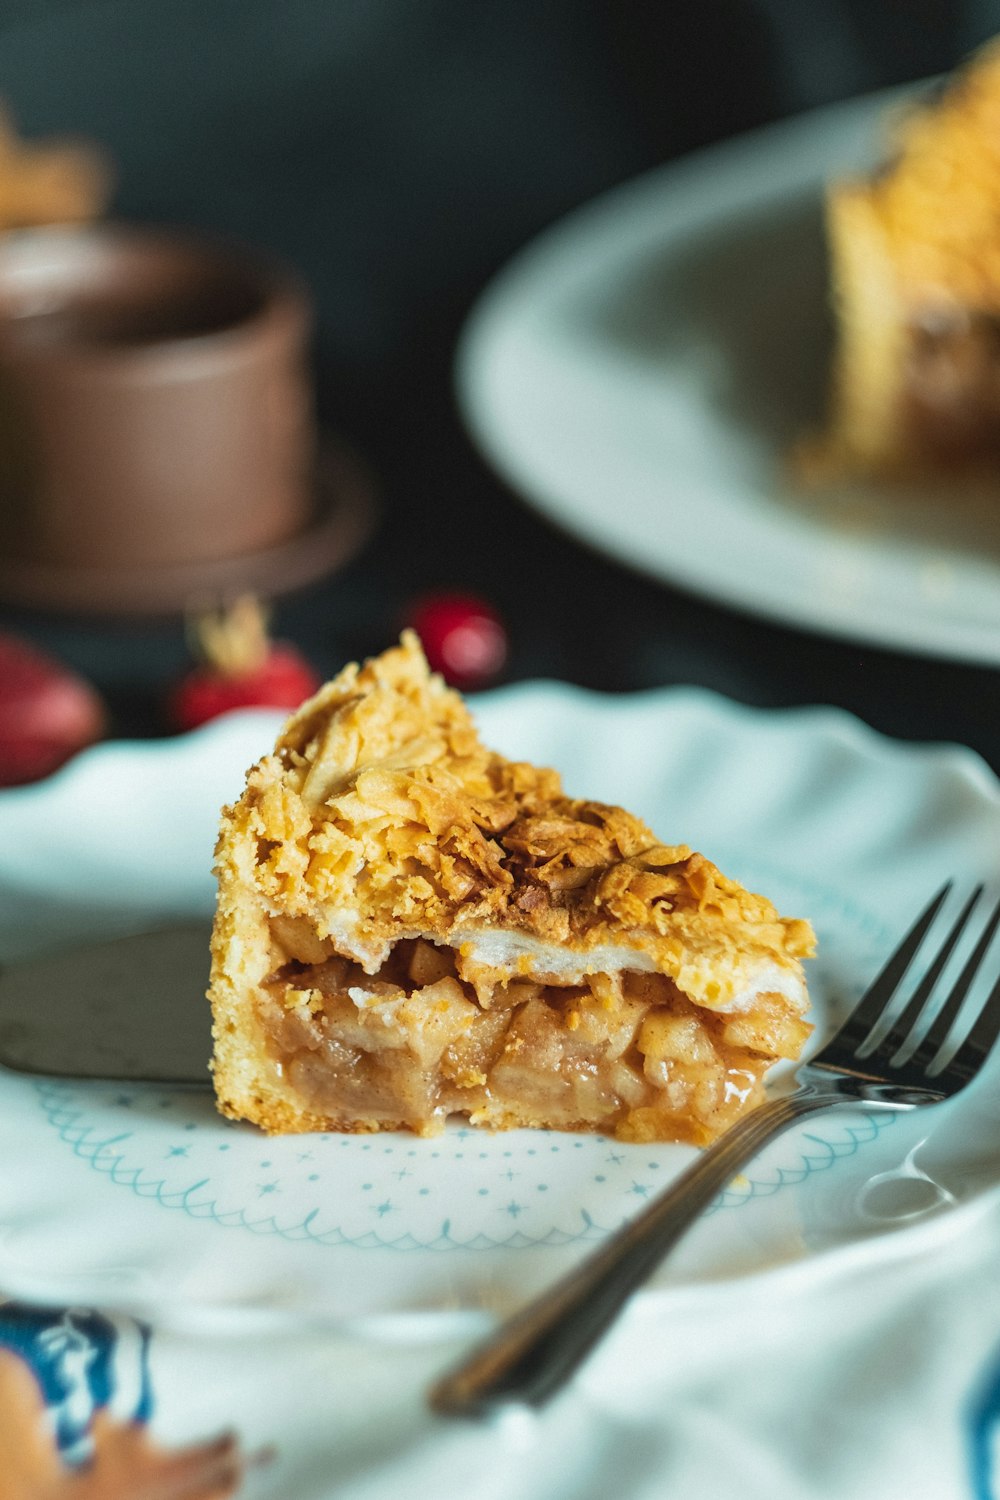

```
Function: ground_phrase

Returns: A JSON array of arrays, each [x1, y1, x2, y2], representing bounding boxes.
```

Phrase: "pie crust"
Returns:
[[208, 635, 814, 1143], [799, 39, 1000, 484]]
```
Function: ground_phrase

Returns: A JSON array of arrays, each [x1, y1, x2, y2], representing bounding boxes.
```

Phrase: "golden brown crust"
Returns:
[[208, 634, 814, 1139], [858, 45, 1000, 310], [800, 40, 1000, 482], [219, 632, 812, 972]]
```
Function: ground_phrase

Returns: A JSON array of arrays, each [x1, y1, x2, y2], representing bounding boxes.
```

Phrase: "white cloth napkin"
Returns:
[[142, 1188, 1000, 1500]]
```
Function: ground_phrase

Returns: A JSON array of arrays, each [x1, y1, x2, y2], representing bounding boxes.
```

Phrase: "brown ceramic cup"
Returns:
[[0, 224, 314, 576]]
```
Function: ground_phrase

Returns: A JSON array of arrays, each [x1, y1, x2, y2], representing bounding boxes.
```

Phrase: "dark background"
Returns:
[[2, 0, 999, 766]]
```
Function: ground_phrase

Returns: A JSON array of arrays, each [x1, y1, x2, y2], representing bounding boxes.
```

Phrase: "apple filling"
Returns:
[[257, 922, 810, 1144]]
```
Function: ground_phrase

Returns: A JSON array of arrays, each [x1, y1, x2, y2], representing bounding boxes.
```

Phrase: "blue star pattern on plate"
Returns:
[[34, 1079, 897, 1250]]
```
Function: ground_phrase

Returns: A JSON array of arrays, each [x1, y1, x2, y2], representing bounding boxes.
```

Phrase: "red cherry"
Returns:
[[0, 633, 105, 786], [405, 593, 508, 689], [169, 596, 322, 731], [170, 644, 321, 731]]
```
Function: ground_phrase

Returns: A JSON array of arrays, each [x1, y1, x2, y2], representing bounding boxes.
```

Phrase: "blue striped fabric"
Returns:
[[0, 1301, 152, 1463]]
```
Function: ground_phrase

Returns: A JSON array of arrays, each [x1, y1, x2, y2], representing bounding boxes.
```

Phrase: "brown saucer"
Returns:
[[0, 433, 377, 616]]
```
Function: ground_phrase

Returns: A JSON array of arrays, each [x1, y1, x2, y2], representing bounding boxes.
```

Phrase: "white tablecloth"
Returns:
[[134, 1189, 1000, 1500]]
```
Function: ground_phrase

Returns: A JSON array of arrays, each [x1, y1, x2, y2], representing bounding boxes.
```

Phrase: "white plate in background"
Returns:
[[456, 86, 1000, 665]]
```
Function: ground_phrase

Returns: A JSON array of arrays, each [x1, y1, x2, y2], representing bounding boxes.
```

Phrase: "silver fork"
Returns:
[[430, 883, 1000, 1418]]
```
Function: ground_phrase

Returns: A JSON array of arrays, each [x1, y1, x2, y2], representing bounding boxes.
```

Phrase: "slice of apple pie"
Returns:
[[799, 38, 1000, 486], [209, 635, 814, 1144]]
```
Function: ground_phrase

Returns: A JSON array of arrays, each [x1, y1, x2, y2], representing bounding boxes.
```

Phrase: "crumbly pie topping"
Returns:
[[840, 41, 1000, 308], [218, 632, 814, 1010], [796, 38, 1000, 484]]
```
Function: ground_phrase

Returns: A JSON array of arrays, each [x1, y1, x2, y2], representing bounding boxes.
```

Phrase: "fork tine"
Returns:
[[836, 882, 952, 1053], [907, 893, 1000, 1071], [942, 974, 1000, 1080], [869, 886, 983, 1062]]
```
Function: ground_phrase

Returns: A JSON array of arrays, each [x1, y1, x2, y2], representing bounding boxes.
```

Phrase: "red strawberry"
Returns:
[[169, 595, 321, 731], [405, 592, 508, 689], [0, 633, 105, 786]]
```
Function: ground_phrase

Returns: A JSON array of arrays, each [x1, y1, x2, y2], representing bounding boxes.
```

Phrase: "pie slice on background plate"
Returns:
[[801, 37, 1000, 485], [209, 634, 814, 1144]]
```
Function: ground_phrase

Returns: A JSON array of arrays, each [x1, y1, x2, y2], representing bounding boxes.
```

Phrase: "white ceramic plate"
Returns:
[[456, 85, 1000, 666], [1, 689, 999, 1332]]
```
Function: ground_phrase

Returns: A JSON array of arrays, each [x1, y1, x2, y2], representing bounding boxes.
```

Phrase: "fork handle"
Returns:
[[430, 1088, 846, 1417]]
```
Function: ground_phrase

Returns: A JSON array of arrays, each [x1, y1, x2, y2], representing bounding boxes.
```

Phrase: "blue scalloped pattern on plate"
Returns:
[[35, 1079, 899, 1251]]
